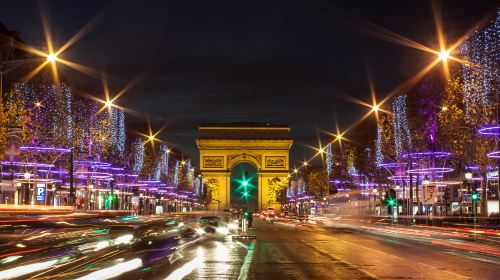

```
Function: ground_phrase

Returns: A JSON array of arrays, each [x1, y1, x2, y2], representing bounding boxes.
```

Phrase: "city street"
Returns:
[[1, 1, 499, 279], [0, 213, 498, 279]]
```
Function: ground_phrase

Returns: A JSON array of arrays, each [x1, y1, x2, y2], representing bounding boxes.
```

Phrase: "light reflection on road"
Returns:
[[165, 247, 204, 280]]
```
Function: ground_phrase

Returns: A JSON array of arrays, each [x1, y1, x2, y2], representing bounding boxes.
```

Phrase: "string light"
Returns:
[[375, 124, 383, 166], [156, 144, 169, 179], [347, 149, 358, 176], [392, 95, 412, 156], [130, 138, 144, 175], [326, 143, 333, 176], [173, 160, 179, 186], [460, 10, 499, 118], [108, 107, 126, 159]]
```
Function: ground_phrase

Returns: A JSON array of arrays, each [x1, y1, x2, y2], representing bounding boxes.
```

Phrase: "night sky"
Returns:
[[1, 0, 497, 164]]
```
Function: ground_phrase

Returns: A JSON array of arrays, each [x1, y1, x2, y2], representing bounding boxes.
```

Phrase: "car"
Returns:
[[198, 216, 221, 233], [267, 207, 276, 215], [265, 213, 276, 223], [197, 216, 232, 235]]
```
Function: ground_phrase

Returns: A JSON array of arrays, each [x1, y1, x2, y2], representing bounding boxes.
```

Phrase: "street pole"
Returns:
[[69, 151, 75, 207]]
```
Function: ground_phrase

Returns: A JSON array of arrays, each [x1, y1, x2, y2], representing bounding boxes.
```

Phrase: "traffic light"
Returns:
[[471, 191, 479, 201], [384, 188, 397, 206]]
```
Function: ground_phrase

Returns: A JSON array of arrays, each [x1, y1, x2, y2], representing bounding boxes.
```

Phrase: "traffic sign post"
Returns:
[[422, 185, 437, 205], [232, 216, 256, 241], [36, 183, 46, 203]]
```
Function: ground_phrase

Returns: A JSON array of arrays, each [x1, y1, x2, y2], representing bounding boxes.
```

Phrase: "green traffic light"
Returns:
[[242, 181, 248, 187], [471, 193, 479, 201], [388, 199, 396, 206]]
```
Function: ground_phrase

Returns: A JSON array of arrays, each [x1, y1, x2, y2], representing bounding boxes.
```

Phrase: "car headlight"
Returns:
[[216, 227, 229, 235]]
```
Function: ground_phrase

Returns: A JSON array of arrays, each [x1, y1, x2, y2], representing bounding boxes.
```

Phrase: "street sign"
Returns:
[[131, 196, 139, 205], [422, 185, 437, 204], [36, 183, 46, 202]]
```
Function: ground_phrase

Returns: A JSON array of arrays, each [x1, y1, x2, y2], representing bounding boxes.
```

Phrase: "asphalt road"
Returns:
[[0, 214, 498, 279], [166, 218, 499, 280]]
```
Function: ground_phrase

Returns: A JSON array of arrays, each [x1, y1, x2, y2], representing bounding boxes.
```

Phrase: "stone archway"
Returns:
[[196, 123, 293, 212]]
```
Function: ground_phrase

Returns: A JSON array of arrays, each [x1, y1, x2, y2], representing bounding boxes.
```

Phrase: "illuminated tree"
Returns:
[[0, 89, 32, 159], [305, 166, 329, 198]]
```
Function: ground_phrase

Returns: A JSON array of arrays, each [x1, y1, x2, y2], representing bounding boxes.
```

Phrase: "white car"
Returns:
[[267, 207, 275, 215]]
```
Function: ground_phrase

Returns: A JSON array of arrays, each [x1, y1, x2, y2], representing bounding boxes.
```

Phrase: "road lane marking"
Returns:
[[237, 240, 255, 280]]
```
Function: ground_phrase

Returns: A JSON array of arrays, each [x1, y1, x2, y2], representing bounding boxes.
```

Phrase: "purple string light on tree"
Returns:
[[326, 143, 333, 176], [460, 10, 499, 117], [392, 95, 412, 157], [375, 124, 383, 166], [130, 138, 144, 174]]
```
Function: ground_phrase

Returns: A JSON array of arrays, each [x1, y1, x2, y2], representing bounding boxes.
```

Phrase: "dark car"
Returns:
[[198, 216, 221, 233]]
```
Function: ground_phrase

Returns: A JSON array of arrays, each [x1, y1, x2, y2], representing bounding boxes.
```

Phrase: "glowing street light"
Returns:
[[441, 106, 448, 111], [303, 161, 308, 166], [104, 99, 113, 108], [371, 104, 380, 112], [35, 101, 42, 107], [46, 53, 58, 62], [148, 135, 155, 142], [23, 172, 31, 180], [293, 168, 298, 173], [438, 50, 450, 61]]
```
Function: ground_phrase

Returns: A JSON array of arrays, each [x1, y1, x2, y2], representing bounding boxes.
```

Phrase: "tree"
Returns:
[[438, 75, 496, 216], [0, 89, 32, 159], [305, 166, 329, 198]]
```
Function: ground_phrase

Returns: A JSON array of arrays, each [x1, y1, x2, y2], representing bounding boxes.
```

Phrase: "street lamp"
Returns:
[[438, 50, 450, 61], [104, 99, 113, 108], [465, 172, 473, 180], [47, 53, 58, 63]]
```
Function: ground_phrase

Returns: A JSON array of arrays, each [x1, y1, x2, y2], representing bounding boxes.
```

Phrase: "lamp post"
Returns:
[[422, 176, 430, 216], [464, 172, 472, 216]]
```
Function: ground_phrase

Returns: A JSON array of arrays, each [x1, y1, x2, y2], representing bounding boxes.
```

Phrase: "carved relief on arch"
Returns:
[[227, 153, 262, 170]]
